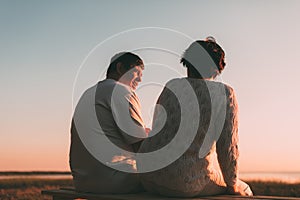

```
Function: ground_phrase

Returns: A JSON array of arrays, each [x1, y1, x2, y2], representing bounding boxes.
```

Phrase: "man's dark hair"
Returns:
[[106, 52, 144, 78]]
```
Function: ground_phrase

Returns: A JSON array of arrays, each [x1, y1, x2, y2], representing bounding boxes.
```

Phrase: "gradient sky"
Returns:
[[1, 0, 300, 172]]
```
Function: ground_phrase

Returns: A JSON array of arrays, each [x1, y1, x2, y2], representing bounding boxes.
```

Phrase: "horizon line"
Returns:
[[1, 170, 300, 175]]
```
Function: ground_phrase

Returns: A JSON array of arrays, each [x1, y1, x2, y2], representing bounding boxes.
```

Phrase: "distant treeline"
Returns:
[[0, 171, 71, 175]]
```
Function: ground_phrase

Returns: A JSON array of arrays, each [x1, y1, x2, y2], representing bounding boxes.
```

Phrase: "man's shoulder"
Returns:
[[97, 79, 116, 88], [95, 79, 132, 102]]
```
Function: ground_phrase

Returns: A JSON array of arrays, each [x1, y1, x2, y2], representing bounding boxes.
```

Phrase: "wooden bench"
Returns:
[[42, 188, 300, 200]]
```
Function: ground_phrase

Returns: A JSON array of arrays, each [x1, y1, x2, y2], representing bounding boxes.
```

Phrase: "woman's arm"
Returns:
[[216, 86, 239, 189]]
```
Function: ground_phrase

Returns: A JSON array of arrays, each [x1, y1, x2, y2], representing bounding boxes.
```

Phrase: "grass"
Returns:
[[0, 178, 73, 189], [0, 178, 300, 199], [247, 180, 300, 197], [0, 178, 73, 200]]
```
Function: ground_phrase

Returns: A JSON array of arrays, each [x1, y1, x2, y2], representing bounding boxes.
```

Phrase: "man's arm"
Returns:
[[111, 86, 147, 145]]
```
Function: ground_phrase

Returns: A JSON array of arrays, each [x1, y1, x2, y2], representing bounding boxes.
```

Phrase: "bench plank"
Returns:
[[42, 189, 300, 200]]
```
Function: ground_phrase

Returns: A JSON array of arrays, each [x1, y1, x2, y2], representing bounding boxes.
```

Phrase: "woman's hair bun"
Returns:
[[205, 36, 216, 43]]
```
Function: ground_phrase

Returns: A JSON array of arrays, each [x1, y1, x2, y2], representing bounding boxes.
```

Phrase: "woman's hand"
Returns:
[[227, 183, 253, 196]]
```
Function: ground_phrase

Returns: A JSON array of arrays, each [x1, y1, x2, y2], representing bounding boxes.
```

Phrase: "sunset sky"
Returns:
[[1, 0, 300, 172]]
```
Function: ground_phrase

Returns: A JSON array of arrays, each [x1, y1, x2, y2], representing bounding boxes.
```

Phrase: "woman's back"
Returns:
[[138, 78, 238, 197]]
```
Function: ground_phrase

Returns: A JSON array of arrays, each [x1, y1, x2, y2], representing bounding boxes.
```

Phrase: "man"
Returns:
[[70, 52, 148, 194]]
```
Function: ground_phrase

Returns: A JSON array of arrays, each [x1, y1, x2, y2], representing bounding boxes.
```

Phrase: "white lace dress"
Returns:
[[138, 78, 240, 197]]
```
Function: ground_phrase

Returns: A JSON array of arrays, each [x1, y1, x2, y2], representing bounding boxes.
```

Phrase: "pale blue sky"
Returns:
[[1, 0, 300, 171]]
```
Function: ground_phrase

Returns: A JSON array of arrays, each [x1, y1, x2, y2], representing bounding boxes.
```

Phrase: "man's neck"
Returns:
[[106, 74, 119, 81]]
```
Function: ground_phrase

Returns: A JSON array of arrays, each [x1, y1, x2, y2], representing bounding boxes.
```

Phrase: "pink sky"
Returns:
[[1, 1, 300, 172]]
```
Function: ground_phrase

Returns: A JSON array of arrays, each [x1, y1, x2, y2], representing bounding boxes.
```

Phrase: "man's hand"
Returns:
[[145, 128, 151, 136]]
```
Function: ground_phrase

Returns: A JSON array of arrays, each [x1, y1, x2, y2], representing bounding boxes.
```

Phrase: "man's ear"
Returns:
[[116, 62, 124, 75]]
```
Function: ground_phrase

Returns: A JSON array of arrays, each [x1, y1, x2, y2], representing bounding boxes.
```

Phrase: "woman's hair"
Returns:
[[180, 37, 226, 79], [106, 52, 144, 78]]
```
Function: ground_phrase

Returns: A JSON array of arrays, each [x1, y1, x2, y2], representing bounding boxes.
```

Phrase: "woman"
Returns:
[[138, 37, 253, 197]]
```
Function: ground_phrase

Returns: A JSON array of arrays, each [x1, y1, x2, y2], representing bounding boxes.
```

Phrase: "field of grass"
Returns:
[[0, 178, 73, 200], [0, 178, 300, 199], [247, 180, 300, 197]]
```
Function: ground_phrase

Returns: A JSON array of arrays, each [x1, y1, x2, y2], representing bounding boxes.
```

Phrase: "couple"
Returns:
[[69, 37, 253, 197]]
